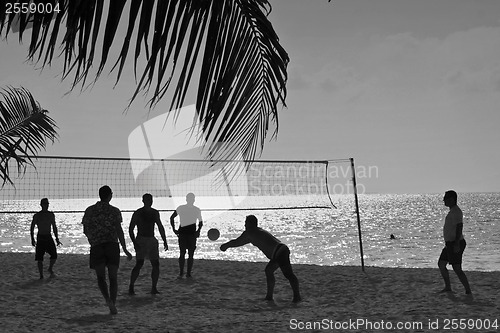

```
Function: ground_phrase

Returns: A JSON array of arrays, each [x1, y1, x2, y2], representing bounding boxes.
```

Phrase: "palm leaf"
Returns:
[[0, 86, 58, 187], [0, 0, 289, 163]]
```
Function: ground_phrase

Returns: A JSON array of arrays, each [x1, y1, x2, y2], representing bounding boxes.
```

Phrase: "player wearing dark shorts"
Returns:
[[35, 234, 57, 261], [129, 193, 168, 295], [438, 190, 471, 295], [82, 186, 132, 314], [170, 193, 203, 278], [220, 215, 301, 303], [30, 198, 62, 279], [178, 224, 198, 256], [439, 239, 467, 265], [89, 241, 121, 269]]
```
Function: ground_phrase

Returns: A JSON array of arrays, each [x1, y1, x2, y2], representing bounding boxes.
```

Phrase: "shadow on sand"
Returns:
[[64, 313, 113, 326]]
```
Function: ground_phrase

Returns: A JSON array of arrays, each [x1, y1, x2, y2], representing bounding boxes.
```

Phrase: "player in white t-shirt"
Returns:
[[170, 193, 203, 278]]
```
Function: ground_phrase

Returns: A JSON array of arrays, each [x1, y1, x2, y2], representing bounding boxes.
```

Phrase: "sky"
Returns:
[[1, 0, 500, 194]]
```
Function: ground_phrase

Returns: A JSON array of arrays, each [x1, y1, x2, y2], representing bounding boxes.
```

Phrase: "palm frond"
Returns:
[[0, 0, 289, 163], [0, 86, 58, 187]]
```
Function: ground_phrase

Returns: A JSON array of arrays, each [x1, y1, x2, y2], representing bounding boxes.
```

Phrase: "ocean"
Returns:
[[1, 192, 499, 272]]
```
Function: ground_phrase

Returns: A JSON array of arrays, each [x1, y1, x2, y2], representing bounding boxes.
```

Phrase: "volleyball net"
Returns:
[[0, 155, 366, 269], [0, 156, 358, 213]]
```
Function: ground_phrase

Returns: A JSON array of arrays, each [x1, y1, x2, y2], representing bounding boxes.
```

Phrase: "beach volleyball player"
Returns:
[[170, 193, 203, 278], [438, 190, 472, 295], [30, 198, 62, 279], [128, 193, 168, 295], [220, 215, 301, 303], [82, 185, 133, 314]]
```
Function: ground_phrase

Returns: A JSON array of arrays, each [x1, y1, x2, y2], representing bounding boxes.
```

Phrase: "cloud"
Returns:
[[304, 25, 500, 111]]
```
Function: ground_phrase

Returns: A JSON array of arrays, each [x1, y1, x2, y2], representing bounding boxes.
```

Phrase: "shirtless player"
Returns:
[[30, 198, 62, 279], [129, 193, 168, 294], [220, 215, 301, 303]]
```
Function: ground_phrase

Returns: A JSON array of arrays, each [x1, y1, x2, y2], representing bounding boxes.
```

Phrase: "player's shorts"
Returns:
[[178, 233, 197, 252], [135, 236, 159, 261], [35, 234, 57, 261], [270, 243, 291, 266], [439, 239, 466, 265], [89, 242, 120, 269]]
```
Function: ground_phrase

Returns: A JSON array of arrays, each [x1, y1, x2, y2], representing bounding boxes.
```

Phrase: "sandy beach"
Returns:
[[0, 252, 498, 333]]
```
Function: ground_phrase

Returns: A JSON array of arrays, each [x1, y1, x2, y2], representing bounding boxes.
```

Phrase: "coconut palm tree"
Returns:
[[0, 86, 58, 186], [0, 0, 291, 162]]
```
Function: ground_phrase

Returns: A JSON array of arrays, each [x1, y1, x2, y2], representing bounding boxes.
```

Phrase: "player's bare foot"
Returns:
[[128, 287, 136, 295], [107, 300, 118, 315], [439, 287, 452, 293], [150, 288, 160, 294], [292, 296, 302, 303]]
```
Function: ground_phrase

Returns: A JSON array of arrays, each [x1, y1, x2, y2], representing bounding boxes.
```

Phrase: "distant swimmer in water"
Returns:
[[390, 234, 396, 240]]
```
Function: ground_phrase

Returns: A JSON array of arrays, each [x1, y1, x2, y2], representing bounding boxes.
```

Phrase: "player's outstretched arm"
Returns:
[[220, 235, 250, 251]]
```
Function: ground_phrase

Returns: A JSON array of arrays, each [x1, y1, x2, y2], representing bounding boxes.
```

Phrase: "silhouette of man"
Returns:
[[82, 185, 133, 314], [220, 215, 301, 303], [170, 193, 203, 278], [438, 190, 472, 295], [30, 198, 62, 279], [129, 193, 168, 295]]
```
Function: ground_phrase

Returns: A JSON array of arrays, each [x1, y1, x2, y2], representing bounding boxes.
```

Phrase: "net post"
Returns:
[[350, 158, 365, 272], [324, 161, 338, 209]]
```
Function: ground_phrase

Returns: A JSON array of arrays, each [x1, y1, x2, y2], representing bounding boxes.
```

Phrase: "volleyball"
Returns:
[[207, 228, 220, 241]]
